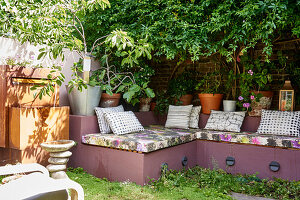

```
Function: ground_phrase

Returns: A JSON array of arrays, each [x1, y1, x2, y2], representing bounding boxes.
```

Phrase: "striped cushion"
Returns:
[[95, 105, 124, 134], [165, 105, 193, 129]]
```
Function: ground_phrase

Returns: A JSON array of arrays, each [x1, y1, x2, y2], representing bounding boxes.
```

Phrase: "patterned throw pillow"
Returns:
[[165, 105, 193, 129], [189, 106, 201, 129], [95, 105, 124, 134], [204, 110, 246, 132], [257, 110, 300, 136], [103, 111, 144, 135]]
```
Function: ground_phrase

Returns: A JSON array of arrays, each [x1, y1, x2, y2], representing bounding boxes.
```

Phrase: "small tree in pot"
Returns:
[[195, 70, 223, 114], [168, 72, 197, 105]]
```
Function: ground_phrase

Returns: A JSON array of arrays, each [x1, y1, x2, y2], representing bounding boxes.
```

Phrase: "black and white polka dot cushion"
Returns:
[[257, 110, 300, 137], [103, 111, 144, 135], [95, 105, 124, 134]]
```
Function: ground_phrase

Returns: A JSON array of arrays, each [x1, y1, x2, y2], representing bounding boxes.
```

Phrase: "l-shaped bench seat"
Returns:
[[82, 125, 300, 153], [69, 112, 300, 185]]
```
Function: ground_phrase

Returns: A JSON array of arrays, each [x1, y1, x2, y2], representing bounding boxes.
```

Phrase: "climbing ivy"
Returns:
[[83, 0, 300, 61]]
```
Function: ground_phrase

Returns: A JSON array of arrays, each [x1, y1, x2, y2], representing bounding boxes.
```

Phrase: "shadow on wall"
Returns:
[[0, 37, 102, 106]]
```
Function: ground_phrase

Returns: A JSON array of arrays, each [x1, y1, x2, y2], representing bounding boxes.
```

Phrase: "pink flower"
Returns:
[[250, 95, 255, 100], [220, 134, 232, 142], [238, 96, 244, 101], [252, 137, 260, 145], [243, 103, 250, 108], [30, 55, 35, 60], [248, 70, 253, 76]]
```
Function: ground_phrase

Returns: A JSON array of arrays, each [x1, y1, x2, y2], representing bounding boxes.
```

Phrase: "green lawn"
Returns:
[[67, 166, 300, 200]]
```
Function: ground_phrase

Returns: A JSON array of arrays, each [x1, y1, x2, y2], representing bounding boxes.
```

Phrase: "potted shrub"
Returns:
[[196, 71, 223, 114], [237, 56, 273, 116], [168, 72, 197, 105], [134, 65, 156, 111], [154, 91, 171, 115], [90, 58, 155, 108], [33, 1, 153, 115]]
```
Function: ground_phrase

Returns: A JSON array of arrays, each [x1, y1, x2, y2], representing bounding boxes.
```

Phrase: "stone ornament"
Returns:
[[41, 140, 75, 179]]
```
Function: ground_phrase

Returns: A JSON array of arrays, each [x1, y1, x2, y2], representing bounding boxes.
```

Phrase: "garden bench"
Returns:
[[69, 112, 300, 185]]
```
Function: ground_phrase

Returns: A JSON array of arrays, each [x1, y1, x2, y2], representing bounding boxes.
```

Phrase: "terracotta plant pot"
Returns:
[[248, 91, 273, 116], [174, 94, 193, 105], [198, 93, 223, 114], [100, 93, 121, 108], [139, 97, 152, 112]]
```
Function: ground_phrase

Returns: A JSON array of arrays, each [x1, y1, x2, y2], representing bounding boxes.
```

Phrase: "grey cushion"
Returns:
[[165, 105, 193, 129], [189, 106, 201, 129], [104, 111, 144, 135], [95, 105, 124, 134], [204, 110, 246, 132], [257, 109, 300, 137]]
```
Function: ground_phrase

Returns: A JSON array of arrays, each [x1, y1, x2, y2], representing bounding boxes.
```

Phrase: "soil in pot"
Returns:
[[139, 97, 152, 112], [248, 91, 273, 116], [198, 93, 223, 114], [174, 94, 193, 105], [100, 93, 121, 108]]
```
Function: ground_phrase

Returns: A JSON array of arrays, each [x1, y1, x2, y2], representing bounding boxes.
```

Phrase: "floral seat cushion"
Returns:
[[82, 126, 300, 152], [196, 130, 300, 149], [82, 125, 198, 153]]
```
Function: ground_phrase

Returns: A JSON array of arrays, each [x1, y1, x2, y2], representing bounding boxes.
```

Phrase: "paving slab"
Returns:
[[230, 192, 274, 200]]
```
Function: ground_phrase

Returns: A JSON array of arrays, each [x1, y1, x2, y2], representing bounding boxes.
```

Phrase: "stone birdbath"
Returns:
[[40, 140, 76, 179]]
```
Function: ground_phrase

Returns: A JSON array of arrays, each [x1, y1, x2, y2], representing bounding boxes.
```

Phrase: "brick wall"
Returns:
[[149, 40, 300, 110]]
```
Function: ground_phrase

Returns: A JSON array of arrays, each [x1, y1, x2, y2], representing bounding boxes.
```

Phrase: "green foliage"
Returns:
[[278, 51, 300, 105], [90, 58, 155, 105], [237, 55, 273, 109], [154, 91, 171, 115], [81, 0, 299, 62], [195, 70, 222, 94], [168, 72, 197, 104], [67, 166, 300, 200]]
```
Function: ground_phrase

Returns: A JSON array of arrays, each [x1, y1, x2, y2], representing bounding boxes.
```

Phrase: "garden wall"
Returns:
[[0, 37, 100, 107], [149, 40, 300, 110]]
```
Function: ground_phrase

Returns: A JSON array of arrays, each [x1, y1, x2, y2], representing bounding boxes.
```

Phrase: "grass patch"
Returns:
[[67, 166, 300, 200]]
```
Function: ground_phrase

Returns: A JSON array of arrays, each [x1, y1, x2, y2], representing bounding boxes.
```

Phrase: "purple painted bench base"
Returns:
[[69, 113, 300, 185]]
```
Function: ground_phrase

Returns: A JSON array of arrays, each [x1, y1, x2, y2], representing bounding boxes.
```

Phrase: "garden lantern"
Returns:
[[279, 80, 294, 111]]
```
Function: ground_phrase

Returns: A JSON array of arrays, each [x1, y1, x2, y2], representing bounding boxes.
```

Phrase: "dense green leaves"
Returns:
[[83, 0, 299, 61]]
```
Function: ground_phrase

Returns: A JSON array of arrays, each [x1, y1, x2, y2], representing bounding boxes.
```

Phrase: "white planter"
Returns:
[[223, 100, 236, 112], [66, 85, 102, 116]]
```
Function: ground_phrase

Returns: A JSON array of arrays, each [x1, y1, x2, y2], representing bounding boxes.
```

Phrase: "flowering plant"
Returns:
[[237, 56, 273, 110]]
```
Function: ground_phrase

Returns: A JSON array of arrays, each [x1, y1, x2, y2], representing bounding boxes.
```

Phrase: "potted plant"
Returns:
[[196, 71, 223, 114], [223, 69, 237, 112], [33, 1, 153, 115], [154, 91, 171, 115], [90, 57, 155, 108], [168, 72, 197, 105], [237, 56, 273, 116], [134, 65, 156, 111]]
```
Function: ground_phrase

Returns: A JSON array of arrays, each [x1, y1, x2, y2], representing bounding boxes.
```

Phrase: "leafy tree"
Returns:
[[82, 0, 299, 62]]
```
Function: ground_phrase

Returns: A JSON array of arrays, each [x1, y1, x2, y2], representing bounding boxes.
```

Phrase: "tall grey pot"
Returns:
[[66, 85, 102, 116]]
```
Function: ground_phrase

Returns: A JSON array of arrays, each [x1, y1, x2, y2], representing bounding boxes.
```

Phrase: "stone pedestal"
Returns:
[[40, 140, 75, 179]]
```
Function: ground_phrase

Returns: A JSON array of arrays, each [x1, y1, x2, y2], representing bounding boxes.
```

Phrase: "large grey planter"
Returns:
[[66, 85, 102, 116]]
